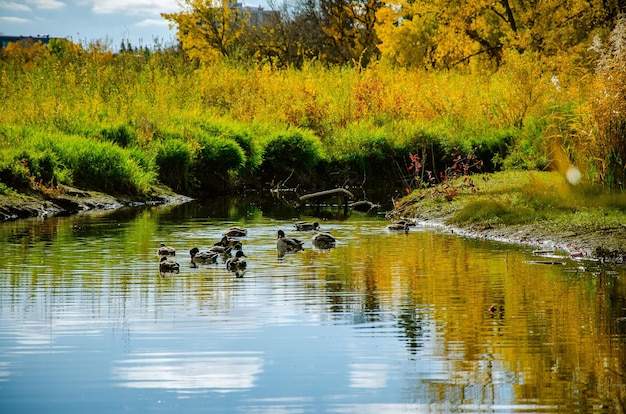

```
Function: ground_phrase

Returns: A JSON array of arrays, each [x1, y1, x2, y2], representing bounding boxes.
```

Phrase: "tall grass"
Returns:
[[0, 36, 621, 197]]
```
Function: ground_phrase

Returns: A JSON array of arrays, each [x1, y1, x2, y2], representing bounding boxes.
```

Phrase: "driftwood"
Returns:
[[299, 188, 354, 202]]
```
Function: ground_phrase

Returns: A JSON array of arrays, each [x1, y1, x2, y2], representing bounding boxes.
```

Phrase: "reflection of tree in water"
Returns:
[[397, 308, 424, 355]]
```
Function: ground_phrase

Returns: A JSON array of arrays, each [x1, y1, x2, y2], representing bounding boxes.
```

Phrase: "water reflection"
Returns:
[[113, 352, 263, 393], [0, 198, 625, 413]]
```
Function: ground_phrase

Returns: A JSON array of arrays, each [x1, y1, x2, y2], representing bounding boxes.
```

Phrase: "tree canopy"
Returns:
[[162, 0, 623, 69]]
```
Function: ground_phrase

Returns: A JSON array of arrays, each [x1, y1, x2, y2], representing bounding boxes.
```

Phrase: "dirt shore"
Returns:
[[392, 194, 626, 263], [0, 185, 191, 221], [411, 210, 626, 262]]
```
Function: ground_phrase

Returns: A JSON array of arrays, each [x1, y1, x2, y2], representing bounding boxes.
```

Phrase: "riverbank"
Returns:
[[390, 171, 626, 262], [0, 184, 191, 221]]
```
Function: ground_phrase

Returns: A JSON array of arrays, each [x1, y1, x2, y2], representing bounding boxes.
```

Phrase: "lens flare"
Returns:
[[566, 166, 581, 185]]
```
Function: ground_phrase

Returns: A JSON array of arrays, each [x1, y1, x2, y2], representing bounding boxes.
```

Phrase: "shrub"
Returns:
[[156, 138, 195, 193], [198, 120, 263, 174], [46, 134, 155, 195], [100, 124, 137, 147], [192, 133, 246, 194], [19, 148, 59, 185], [260, 128, 324, 182], [0, 154, 30, 190]]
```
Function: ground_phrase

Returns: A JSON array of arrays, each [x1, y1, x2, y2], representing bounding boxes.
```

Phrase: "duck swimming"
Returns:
[[226, 250, 247, 278], [189, 247, 218, 267], [157, 242, 176, 257], [223, 227, 248, 238], [159, 256, 180, 274], [387, 221, 410, 232], [208, 243, 233, 256], [277, 229, 305, 257], [312, 232, 336, 249], [218, 235, 243, 250], [294, 221, 320, 231]]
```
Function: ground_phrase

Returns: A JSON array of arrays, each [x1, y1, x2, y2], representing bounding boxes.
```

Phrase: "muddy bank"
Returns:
[[0, 185, 191, 221], [397, 203, 626, 263]]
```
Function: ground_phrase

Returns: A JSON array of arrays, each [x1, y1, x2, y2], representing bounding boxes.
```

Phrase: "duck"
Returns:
[[226, 250, 247, 276], [276, 229, 305, 257], [157, 242, 176, 257], [294, 221, 320, 231], [312, 232, 336, 249], [218, 235, 243, 250], [189, 247, 218, 267], [208, 243, 233, 256], [387, 221, 410, 232], [223, 226, 247, 238], [159, 256, 180, 274]]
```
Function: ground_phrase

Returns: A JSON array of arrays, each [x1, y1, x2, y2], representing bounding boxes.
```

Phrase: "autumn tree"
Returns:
[[376, 0, 622, 69], [162, 0, 248, 63], [240, 1, 314, 67]]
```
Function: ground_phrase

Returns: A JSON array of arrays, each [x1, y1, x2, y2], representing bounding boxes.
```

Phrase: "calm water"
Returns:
[[1, 198, 625, 413]]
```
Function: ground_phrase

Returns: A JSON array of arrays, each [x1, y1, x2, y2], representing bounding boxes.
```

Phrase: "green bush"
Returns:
[[0, 153, 30, 190], [156, 138, 194, 193], [199, 120, 263, 174], [100, 124, 137, 147], [45, 134, 155, 195], [192, 133, 246, 194], [260, 128, 324, 180]]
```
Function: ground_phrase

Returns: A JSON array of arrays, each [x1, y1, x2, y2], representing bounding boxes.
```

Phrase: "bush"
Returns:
[[46, 134, 155, 195], [16, 149, 60, 187], [100, 124, 137, 147], [156, 138, 195, 193], [192, 133, 246, 194], [0, 154, 30, 190], [198, 120, 263, 174], [260, 128, 324, 182]]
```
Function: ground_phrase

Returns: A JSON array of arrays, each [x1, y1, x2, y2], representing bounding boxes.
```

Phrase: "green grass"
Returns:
[[397, 170, 626, 230]]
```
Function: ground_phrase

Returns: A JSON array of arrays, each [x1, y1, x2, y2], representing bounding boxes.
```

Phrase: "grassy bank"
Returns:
[[392, 171, 626, 260], [0, 41, 596, 200]]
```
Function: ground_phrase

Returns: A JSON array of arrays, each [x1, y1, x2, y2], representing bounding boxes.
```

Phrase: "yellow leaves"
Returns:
[[161, 0, 248, 63], [1, 40, 50, 67]]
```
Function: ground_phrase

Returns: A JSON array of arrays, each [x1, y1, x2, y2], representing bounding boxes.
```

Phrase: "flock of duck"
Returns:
[[157, 222, 338, 278]]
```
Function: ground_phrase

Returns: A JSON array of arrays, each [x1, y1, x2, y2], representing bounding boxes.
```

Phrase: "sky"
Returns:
[[0, 0, 265, 50]]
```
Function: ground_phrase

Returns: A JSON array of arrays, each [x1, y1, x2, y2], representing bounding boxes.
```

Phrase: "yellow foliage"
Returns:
[[162, 0, 248, 63]]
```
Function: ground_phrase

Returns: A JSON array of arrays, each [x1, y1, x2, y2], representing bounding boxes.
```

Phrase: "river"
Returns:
[[1, 197, 625, 413]]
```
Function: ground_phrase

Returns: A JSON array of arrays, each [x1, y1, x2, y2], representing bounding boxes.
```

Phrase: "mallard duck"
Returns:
[[218, 235, 243, 250], [189, 247, 218, 267], [312, 232, 336, 249], [157, 242, 176, 257], [223, 227, 247, 238], [208, 242, 233, 256], [277, 229, 305, 257], [226, 250, 247, 275], [159, 256, 180, 274], [387, 221, 410, 232], [295, 221, 320, 231]]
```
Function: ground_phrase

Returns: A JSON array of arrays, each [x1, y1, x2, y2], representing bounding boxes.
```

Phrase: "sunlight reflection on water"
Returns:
[[0, 200, 625, 413]]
